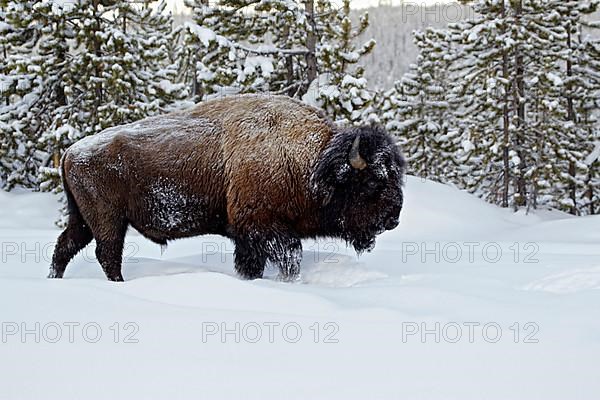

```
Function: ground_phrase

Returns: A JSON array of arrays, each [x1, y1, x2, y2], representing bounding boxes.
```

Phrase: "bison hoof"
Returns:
[[278, 273, 301, 283], [237, 271, 263, 280], [48, 269, 64, 279], [107, 274, 124, 282]]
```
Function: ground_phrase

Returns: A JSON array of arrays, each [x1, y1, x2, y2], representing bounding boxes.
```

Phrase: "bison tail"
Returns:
[[60, 158, 86, 227]]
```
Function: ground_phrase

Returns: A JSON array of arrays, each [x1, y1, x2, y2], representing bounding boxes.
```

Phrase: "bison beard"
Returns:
[[49, 95, 405, 282]]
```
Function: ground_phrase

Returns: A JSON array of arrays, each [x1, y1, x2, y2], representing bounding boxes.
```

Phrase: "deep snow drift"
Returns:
[[0, 176, 599, 399]]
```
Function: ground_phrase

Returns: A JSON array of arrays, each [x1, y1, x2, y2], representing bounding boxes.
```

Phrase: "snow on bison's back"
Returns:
[[50, 94, 406, 282]]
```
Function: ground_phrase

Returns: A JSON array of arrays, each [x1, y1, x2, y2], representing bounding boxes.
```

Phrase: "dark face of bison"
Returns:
[[311, 125, 406, 253]]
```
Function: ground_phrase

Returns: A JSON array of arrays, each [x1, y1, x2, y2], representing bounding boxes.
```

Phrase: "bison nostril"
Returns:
[[385, 217, 399, 230]]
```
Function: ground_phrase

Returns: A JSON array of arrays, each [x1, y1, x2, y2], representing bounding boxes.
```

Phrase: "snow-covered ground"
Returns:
[[1, 176, 599, 399]]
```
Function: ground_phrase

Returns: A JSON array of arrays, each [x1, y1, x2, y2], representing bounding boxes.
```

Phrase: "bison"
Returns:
[[49, 94, 405, 282]]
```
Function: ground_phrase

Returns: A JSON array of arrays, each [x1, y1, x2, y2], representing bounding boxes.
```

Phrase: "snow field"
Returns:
[[0, 177, 599, 399]]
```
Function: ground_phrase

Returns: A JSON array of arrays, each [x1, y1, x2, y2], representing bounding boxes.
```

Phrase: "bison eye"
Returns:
[[367, 181, 380, 191]]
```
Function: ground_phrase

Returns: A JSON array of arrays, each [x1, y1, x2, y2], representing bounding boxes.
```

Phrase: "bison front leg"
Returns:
[[268, 236, 302, 282], [234, 237, 268, 280], [233, 234, 302, 281]]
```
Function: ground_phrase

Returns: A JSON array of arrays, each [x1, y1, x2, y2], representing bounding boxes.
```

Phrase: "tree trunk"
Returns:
[[501, 2, 510, 208], [512, 0, 527, 210], [52, 151, 61, 168], [92, 0, 103, 126], [304, 0, 317, 95], [192, 52, 202, 101], [586, 168, 594, 215], [2, 42, 8, 106], [282, 25, 295, 97], [565, 27, 578, 215]]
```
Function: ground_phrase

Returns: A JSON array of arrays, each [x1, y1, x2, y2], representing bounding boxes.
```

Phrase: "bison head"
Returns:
[[311, 125, 406, 253]]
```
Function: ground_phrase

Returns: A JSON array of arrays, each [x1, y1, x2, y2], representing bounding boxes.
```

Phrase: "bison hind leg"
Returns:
[[91, 215, 129, 282], [49, 216, 93, 279], [96, 239, 126, 282]]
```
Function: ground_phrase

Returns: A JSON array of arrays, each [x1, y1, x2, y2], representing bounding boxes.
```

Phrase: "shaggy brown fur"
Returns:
[[50, 94, 405, 281]]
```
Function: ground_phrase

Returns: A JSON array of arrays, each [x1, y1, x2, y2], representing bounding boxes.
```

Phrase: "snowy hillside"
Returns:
[[1, 176, 599, 399]]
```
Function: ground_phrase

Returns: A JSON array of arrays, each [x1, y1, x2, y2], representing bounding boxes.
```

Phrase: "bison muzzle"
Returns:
[[49, 94, 405, 282]]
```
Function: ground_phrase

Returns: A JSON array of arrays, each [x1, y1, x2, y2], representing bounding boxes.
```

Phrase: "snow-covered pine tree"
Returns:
[[0, 1, 12, 186], [446, 1, 520, 207], [427, 0, 600, 214], [0, 1, 9, 104], [377, 80, 404, 133], [179, 0, 377, 124], [178, 0, 313, 99], [308, 0, 376, 124], [176, 0, 242, 101], [578, 38, 600, 214], [113, 1, 188, 113], [443, 0, 599, 213], [80, 0, 186, 125], [1, 0, 185, 200], [511, 0, 599, 214], [23, 0, 186, 194], [0, 0, 47, 189], [178, 0, 310, 100], [508, 0, 570, 213], [385, 27, 458, 183], [32, 0, 78, 176], [552, 0, 599, 215], [253, 0, 312, 96], [0, 0, 16, 98], [526, 1, 587, 214]]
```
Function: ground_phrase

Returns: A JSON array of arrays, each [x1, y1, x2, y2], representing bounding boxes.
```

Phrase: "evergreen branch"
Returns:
[[269, 81, 303, 95], [234, 43, 309, 56]]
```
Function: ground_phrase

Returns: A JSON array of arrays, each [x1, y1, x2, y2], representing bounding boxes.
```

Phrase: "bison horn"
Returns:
[[349, 135, 367, 170]]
